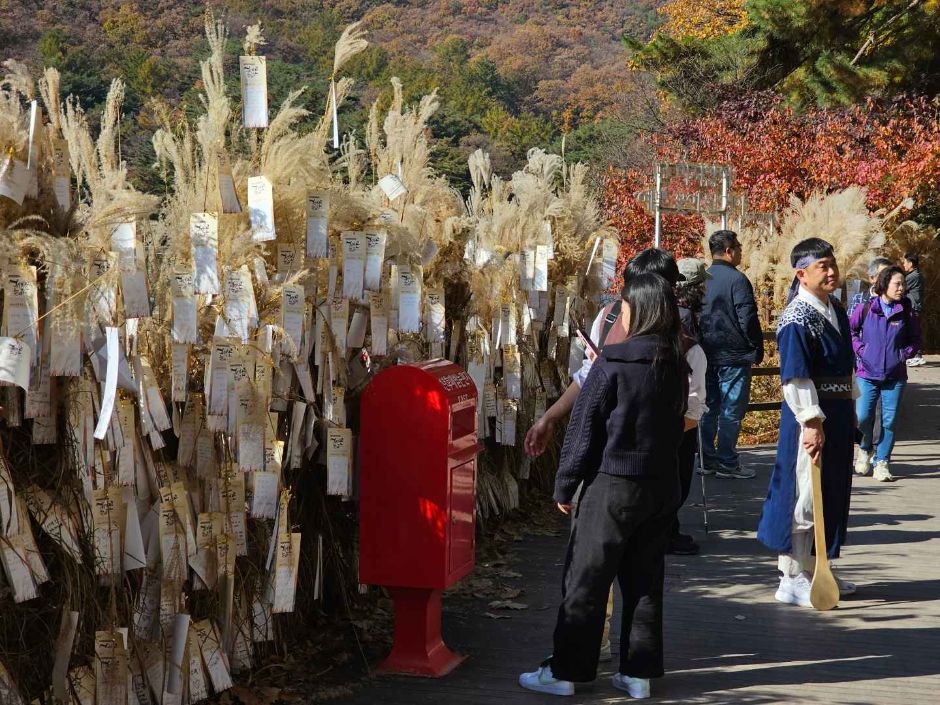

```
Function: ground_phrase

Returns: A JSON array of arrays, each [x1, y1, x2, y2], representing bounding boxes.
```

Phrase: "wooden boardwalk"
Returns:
[[341, 359, 940, 704]]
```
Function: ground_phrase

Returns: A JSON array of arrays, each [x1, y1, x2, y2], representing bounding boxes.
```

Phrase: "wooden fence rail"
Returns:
[[746, 330, 780, 413]]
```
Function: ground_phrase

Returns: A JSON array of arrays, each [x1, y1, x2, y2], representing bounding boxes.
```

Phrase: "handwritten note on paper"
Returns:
[[368, 291, 388, 357], [191, 213, 220, 295], [273, 532, 301, 613], [250, 471, 278, 519], [341, 232, 366, 302], [223, 267, 252, 342], [326, 428, 352, 497], [247, 176, 275, 242], [330, 298, 349, 357], [398, 266, 421, 333], [52, 138, 71, 210], [364, 231, 387, 292], [426, 289, 446, 347], [240, 55, 268, 128], [534, 245, 549, 292], [195, 620, 233, 693], [281, 284, 304, 360], [306, 192, 329, 258], [0, 337, 30, 391], [171, 270, 197, 343]]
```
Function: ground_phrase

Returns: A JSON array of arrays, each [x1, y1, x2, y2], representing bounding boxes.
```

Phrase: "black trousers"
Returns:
[[550, 471, 679, 682], [672, 429, 698, 538]]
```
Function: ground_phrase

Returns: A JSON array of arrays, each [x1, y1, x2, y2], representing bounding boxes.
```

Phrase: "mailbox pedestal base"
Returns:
[[378, 587, 465, 677]]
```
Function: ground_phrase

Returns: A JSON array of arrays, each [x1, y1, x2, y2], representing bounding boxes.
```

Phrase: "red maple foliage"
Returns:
[[605, 92, 940, 261]]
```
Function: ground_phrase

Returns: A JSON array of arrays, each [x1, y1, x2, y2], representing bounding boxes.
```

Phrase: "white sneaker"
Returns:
[[774, 572, 813, 607], [873, 460, 896, 482], [912, 355, 927, 366], [599, 640, 612, 663], [518, 663, 574, 696], [854, 448, 871, 475], [834, 574, 857, 596], [612, 673, 651, 699]]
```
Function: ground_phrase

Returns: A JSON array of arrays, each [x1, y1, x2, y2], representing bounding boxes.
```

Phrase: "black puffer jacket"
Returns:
[[699, 260, 764, 366]]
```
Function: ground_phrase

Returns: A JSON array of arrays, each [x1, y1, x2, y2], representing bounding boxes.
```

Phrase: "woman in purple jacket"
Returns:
[[850, 265, 922, 481]]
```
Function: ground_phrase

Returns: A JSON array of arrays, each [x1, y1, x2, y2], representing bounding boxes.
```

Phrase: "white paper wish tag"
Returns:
[[171, 270, 197, 343], [51, 138, 72, 210], [0, 158, 29, 205], [0, 338, 30, 391], [305, 192, 329, 258], [218, 155, 242, 214], [190, 213, 220, 295], [240, 55, 268, 128], [326, 427, 352, 497], [281, 284, 304, 359], [368, 291, 388, 357], [364, 231, 386, 291], [247, 176, 275, 242], [398, 265, 421, 333], [341, 232, 366, 302], [378, 174, 407, 201]]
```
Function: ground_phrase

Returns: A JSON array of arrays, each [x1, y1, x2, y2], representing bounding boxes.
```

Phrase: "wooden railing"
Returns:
[[746, 330, 781, 413]]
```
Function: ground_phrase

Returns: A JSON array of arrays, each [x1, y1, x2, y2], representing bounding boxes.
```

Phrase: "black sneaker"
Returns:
[[667, 534, 700, 555]]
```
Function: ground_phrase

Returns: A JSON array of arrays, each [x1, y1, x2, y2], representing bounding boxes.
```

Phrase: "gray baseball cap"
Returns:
[[677, 258, 711, 285]]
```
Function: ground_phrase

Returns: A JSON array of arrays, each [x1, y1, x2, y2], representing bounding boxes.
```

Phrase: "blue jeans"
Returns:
[[701, 364, 752, 469], [856, 377, 905, 462]]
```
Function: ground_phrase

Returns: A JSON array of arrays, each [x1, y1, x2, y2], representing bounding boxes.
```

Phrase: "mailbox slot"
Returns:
[[449, 398, 477, 444]]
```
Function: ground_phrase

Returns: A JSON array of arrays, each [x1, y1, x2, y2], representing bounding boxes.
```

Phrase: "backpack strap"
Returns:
[[600, 300, 622, 349], [859, 298, 873, 333]]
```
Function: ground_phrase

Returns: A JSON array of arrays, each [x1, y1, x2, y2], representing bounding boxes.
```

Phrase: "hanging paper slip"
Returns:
[[240, 55, 268, 128], [52, 139, 71, 210], [218, 154, 242, 214], [0, 158, 29, 205], [326, 428, 352, 497], [602, 238, 618, 285], [171, 269, 197, 343], [534, 245, 549, 292], [330, 298, 349, 357], [223, 266, 252, 342], [93, 328, 119, 439], [281, 284, 305, 360], [305, 192, 329, 258], [368, 291, 388, 357], [247, 175, 275, 242], [503, 345, 522, 400], [426, 288, 445, 348], [398, 265, 421, 333], [190, 213, 220, 295], [341, 232, 366, 301], [499, 302, 517, 348], [273, 532, 301, 613], [364, 231, 386, 292]]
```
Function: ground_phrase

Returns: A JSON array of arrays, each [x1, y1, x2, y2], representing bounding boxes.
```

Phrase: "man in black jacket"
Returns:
[[699, 230, 764, 478], [902, 251, 926, 366]]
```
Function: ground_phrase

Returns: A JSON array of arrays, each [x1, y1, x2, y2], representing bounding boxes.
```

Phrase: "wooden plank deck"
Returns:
[[340, 358, 940, 705]]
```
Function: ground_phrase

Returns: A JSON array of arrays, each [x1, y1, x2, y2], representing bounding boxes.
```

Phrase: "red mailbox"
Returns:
[[359, 359, 481, 677]]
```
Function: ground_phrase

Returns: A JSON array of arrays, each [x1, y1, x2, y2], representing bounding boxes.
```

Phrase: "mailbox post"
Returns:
[[359, 359, 481, 677]]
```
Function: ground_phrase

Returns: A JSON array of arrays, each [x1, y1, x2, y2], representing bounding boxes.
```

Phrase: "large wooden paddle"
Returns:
[[810, 459, 839, 611]]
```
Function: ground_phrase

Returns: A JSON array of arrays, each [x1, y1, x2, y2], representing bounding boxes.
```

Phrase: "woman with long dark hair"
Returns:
[[519, 273, 688, 699]]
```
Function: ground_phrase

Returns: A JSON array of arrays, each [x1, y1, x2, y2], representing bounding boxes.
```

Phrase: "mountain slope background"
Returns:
[[1, 1, 664, 189]]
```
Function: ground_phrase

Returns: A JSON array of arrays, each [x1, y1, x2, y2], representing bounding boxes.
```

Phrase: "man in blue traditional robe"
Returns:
[[757, 238, 858, 607]]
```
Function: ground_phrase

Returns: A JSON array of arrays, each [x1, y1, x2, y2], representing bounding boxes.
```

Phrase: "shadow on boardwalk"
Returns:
[[341, 361, 940, 705]]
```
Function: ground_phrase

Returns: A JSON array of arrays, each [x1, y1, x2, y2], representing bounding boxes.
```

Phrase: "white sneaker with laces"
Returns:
[[518, 663, 574, 696], [775, 572, 813, 607], [598, 640, 612, 663], [854, 448, 871, 475], [873, 460, 896, 482], [612, 673, 651, 699]]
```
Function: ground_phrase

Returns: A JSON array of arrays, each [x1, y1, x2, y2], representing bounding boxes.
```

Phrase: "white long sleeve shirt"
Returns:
[[572, 307, 708, 422]]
